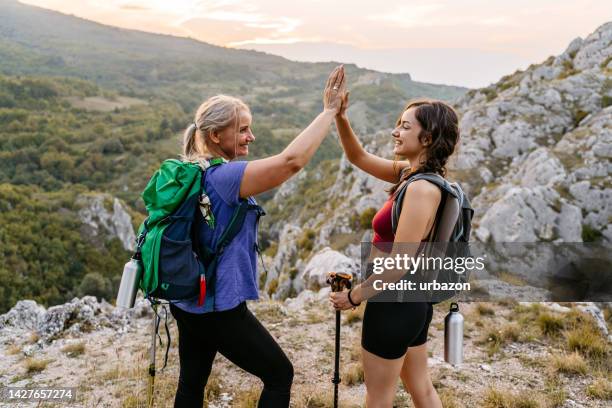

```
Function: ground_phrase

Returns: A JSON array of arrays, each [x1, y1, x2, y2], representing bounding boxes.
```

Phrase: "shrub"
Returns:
[[483, 387, 542, 408], [77, 272, 111, 301], [342, 363, 364, 385], [565, 327, 608, 361], [586, 378, 612, 400], [205, 370, 222, 402], [573, 109, 588, 127], [344, 304, 364, 325], [359, 207, 377, 230], [582, 224, 602, 242], [558, 60, 580, 79], [101, 137, 124, 154], [549, 352, 587, 375], [538, 313, 565, 336], [481, 88, 498, 102], [476, 303, 495, 316], [61, 342, 86, 357], [235, 387, 260, 408], [297, 229, 316, 252], [439, 389, 462, 408], [267, 278, 279, 296], [501, 323, 521, 342], [25, 358, 50, 374]]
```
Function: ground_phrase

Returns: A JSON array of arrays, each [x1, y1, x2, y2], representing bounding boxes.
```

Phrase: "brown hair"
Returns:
[[389, 99, 460, 195]]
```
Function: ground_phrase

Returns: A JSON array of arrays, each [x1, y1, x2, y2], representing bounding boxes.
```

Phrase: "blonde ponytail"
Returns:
[[181, 95, 249, 163]]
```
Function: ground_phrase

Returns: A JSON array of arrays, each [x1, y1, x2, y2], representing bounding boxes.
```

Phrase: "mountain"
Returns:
[[0, 0, 466, 113], [258, 22, 611, 299], [0, 0, 467, 313], [241, 42, 531, 88]]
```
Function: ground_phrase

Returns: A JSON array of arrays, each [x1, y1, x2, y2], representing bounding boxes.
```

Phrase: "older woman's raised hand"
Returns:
[[323, 65, 346, 114]]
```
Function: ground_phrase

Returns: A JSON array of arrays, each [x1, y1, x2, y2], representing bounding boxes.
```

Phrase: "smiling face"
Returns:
[[214, 108, 255, 159], [391, 107, 428, 159]]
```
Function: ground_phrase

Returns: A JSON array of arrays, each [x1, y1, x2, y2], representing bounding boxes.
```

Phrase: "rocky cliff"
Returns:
[[260, 22, 611, 298], [77, 193, 137, 252]]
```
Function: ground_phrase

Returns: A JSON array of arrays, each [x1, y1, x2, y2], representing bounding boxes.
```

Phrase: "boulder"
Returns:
[[301, 247, 359, 290], [0, 300, 45, 331]]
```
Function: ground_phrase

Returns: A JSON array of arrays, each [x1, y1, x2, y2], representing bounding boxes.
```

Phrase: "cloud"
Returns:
[[18, 0, 612, 87], [172, 1, 301, 42], [119, 4, 149, 11], [368, 3, 444, 27]]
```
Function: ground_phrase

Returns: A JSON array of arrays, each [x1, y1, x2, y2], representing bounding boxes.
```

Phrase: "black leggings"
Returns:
[[170, 302, 293, 407]]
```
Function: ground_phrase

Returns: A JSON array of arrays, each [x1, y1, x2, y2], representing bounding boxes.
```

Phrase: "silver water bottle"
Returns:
[[444, 302, 464, 366], [116, 253, 143, 309]]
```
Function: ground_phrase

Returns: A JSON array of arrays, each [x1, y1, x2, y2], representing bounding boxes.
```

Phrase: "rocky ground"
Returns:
[[0, 294, 610, 408]]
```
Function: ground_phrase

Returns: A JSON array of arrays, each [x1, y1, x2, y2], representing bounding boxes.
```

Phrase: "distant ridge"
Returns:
[[0, 0, 467, 101]]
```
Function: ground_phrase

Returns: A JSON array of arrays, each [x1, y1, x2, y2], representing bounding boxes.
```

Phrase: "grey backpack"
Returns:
[[391, 172, 474, 303]]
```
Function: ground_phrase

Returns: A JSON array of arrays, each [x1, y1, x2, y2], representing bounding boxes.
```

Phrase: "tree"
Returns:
[[77, 272, 111, 301]]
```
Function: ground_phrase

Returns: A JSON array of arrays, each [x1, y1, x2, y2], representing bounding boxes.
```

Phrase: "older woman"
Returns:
[[170, 66, 346, 408]]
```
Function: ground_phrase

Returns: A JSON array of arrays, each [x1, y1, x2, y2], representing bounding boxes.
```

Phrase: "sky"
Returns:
[[19, 0, 612, 88]]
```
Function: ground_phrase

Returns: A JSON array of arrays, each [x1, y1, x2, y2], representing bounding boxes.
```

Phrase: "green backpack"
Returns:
[[135, 158, 259, 308]]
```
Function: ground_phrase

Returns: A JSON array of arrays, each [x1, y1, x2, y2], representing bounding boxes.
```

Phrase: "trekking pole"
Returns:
[[326, 272, 352, 408], [147, 303, 159, 408]]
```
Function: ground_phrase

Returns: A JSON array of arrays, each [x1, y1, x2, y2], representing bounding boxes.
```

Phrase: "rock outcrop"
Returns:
[[456, 22, 611, 243], [301, 248, 358, 290], [0, 296, 150, 345], [77, 193, 136, 251], [261, 22, 611, 301]]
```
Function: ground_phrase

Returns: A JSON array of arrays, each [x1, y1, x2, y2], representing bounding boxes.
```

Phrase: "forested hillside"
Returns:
[[0, 0, 467, 312]]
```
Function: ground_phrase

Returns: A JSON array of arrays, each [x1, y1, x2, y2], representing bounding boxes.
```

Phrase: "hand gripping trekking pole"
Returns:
[[326, 272, 352, 408]]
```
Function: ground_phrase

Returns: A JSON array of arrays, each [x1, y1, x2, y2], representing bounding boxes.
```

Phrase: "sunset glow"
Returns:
[[18, 0, 612, 86]]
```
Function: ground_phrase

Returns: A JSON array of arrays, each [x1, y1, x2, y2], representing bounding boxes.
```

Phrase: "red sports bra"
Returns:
[[372, 198, 395, 244], [371, 195, 434, 251]]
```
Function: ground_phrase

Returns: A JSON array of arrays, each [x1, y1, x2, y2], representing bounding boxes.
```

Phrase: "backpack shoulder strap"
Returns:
[[196, 158, 266, 255], [391, 172, 459, 237], [215, 200, 263, 255]]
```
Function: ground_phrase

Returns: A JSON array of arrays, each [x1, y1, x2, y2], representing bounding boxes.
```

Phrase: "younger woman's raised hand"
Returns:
[[337, 90, 350, 119], [323, 65, 346, 114]]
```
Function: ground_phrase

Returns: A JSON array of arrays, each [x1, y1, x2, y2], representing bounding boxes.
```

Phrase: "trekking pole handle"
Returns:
[[326, 272, 352, 292]]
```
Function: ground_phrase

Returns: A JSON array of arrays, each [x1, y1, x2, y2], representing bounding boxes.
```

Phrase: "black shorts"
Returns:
[[361, 301, 433, 360]]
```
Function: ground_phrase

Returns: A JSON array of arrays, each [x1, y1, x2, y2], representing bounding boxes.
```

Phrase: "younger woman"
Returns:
[[330, 92, 460, 408]]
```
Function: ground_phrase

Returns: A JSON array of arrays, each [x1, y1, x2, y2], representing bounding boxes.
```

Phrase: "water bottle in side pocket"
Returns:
[[116, 252, 143, 309]]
